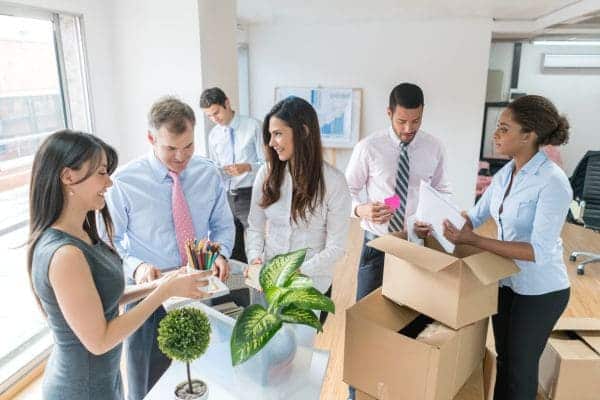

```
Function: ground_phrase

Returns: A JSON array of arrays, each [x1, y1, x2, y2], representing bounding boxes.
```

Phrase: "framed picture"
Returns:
[[274, 87, 362, 148], [480, 102, 510, 169]]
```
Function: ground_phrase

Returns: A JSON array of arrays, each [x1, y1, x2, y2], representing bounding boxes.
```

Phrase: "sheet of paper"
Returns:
[[415, 180, 465, 253]]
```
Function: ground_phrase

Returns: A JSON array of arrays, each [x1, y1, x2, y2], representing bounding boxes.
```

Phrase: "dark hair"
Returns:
[[148, 96, 196, 134], [27, 130, 118, 309], [389, 83, 424, 110], [507, 95, 570, 146], [261, 97, 325, 223], [199, 87, 228, 108]]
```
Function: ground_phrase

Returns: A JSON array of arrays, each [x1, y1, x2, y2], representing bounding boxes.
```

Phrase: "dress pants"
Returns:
[[227, 187, 251, 263], [492, 286, 570, 400], [124, 299, 171, 400]]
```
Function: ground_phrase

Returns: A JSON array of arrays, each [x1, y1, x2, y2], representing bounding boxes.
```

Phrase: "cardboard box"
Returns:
[[369, 234, 519, 329], [538, 318, 600, 400], [344, 289, 487, 400], [482, 344, 496, 400]]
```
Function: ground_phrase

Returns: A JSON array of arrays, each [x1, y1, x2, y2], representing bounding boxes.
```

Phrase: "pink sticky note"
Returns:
[[384, 194, 400, 211]]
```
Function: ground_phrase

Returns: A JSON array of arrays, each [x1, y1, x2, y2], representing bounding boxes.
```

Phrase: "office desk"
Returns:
[[478, 221, 600, 317], [144, 303, 329, 400]]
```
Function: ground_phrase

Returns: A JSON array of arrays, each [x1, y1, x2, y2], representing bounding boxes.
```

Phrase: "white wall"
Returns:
[[111, 0, 205, 162], [489, 42, 600, 175], [248, 17, 493, 209], [518, 43, 600, 175], [7, 0, 119, 149]]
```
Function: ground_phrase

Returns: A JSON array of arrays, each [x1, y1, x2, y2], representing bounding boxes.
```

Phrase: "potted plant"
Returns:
[[158, 307, 212, 400], [230, 248, 334, 372]]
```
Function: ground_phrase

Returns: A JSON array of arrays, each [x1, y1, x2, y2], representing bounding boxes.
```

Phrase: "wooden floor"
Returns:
[[10, 220, 600, 399], [314, 219, 600, 400]]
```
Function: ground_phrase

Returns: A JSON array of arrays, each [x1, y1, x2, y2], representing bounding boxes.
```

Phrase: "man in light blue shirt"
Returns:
[[201, 87, 264, 262], [103, 96, 234, 400]]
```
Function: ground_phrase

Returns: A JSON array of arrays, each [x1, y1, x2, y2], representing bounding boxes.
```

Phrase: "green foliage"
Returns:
[[230, 304, 282, 366], [158, 307, 211, 363], [231, 248, 335, 366]]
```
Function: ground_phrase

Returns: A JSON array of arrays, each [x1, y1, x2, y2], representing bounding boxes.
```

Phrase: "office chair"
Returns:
[[568, 151, 600, 275]]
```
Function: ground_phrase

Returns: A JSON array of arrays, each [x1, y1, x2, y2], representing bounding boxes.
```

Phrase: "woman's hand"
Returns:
[[443, 211, 477, 245], [244, 257, 263, 278], [156, 268, 212, 301]]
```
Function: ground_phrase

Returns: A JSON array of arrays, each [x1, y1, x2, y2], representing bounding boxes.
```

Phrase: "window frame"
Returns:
[[0, 2, 94, 394]]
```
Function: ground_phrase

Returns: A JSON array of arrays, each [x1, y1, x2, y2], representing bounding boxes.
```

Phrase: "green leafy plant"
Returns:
[[230, 248, 334, 366], [158, 307, 211, 395]]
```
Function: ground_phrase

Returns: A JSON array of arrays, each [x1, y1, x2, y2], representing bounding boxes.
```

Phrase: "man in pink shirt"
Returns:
[[345, 83, 452, 302]]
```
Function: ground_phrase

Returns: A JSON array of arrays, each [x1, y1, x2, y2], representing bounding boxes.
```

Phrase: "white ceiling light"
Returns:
[[533, 39, 600, 46]]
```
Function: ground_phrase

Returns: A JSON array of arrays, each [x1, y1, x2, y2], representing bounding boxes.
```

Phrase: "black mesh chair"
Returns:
[[568, 151, 600, 275]]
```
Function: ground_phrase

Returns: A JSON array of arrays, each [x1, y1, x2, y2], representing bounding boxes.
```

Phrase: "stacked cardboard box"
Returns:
[[483, 317, 600, 400], [356, 362, 485, 400], [344, 234, 519, 400]]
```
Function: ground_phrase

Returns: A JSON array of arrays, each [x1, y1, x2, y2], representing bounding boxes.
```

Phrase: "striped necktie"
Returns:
[[389, 141, 410, 232]]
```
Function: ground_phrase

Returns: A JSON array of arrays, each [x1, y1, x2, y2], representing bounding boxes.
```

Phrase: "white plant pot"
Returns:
[[174, 379, 208, 400], [233, 324, 298, 386]]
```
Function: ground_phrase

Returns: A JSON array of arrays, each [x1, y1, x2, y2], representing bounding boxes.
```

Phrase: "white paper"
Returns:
[[415, 180, 465, 253], [163, 276, 230, 311]]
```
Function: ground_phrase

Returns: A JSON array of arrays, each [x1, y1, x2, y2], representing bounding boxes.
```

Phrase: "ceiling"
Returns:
[[237, 0, 581, 24]]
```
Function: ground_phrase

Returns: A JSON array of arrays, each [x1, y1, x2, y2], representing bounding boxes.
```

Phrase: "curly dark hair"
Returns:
[[507, 95, 569, 146]]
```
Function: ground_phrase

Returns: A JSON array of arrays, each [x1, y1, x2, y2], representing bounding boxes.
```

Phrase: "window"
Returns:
[[0, 4, 92, 392]]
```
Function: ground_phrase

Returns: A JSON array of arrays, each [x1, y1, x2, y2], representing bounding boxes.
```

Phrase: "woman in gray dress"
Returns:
[[28, 130, 211, 400]]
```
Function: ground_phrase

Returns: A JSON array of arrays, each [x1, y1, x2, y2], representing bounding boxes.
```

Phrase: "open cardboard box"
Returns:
[[538, 317, 600, 400], [369, 234, 519, 329], [344, 289, 487, 400]]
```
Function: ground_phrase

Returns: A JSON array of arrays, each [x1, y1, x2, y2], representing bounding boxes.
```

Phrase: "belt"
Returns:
[[228, 187, 252, 196]]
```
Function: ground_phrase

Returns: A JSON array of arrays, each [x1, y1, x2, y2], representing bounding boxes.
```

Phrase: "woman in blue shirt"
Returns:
[[443, 95, 572, 400]]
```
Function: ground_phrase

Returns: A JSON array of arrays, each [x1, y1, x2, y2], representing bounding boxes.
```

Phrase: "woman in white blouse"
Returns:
[[245, 96, 351, 327]]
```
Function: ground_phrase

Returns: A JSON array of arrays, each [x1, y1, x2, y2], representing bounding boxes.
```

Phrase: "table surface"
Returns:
[[144, 302, 330, 400]]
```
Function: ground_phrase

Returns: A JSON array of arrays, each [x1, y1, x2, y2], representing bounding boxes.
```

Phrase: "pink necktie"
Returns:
[[169, 171, 196, 266]]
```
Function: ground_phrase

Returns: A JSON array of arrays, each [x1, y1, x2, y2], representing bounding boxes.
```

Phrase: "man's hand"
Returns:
[[213, 255, 230, 282], [356, 202, 393, 224], [223, 163, 251, 176], [413, 220, 433, 239], [134, 263, 162, 284]]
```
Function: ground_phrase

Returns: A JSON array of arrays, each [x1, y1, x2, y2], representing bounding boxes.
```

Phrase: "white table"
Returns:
[[144, 303, 329, 400]]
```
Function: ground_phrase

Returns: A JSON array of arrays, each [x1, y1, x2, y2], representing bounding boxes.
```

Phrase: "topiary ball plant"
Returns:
[[158, 307, 211, 396], [230, 248, 335, 366]]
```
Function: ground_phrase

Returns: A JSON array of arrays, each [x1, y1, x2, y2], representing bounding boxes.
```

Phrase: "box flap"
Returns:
[[553, 317, 600, 332], [461, 252, 519, 285], [552, 318, 600, 355], [369, 235, 457, 273]]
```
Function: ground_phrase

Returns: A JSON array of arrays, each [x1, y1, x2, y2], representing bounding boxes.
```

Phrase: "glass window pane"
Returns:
[[0, 13, 66, 385]]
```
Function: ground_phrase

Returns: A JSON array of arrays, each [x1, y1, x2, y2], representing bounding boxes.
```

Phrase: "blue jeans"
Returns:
[[349, 231, 385, 399], [124, 299, 171, 400]]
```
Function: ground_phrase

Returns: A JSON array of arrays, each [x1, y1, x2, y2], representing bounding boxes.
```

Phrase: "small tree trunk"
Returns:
[[186, 362, 194, 394]]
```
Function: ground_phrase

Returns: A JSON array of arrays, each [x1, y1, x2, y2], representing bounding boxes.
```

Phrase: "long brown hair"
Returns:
[[28, 130, 118, 307], [261, 97, 325, 223]]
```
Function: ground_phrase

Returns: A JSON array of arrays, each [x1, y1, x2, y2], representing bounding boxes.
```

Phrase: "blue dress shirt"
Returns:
[[104, 152, 235, 278], [207, 113, 264, 190], [468, 151, 572, 295]]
